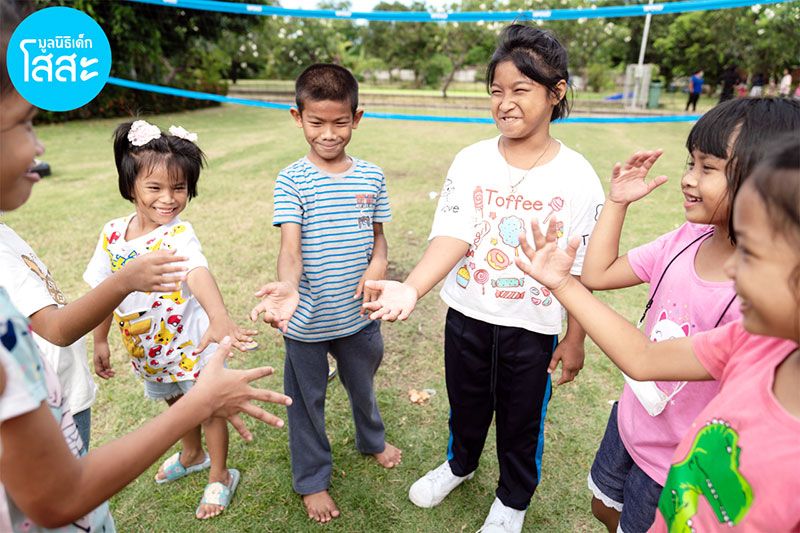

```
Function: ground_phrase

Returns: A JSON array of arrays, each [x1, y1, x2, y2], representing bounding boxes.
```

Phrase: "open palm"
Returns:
[[250, 281, 300, 333], [608, 150, 668, 204], [516, 221, 579, 290], [361, 280, 418, 321]]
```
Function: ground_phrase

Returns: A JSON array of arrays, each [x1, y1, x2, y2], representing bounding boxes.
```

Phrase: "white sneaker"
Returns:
[[477, 497, 526, 533], [408, 461, 474, 508]]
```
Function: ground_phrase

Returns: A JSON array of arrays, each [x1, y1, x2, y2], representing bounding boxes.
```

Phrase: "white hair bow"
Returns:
[[169, 125, 198, 143], [128, 120, 162, 147]]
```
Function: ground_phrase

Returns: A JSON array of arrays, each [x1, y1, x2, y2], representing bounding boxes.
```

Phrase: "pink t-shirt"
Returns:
[[652, 321, 800, 532], [619, 223, 740, 485]]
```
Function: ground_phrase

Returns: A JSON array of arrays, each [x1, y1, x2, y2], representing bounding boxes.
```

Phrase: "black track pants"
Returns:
[[444, 308, 556, 510]]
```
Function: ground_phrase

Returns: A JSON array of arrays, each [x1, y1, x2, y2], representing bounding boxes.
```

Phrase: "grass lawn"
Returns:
[[6, 103, 693, 532]]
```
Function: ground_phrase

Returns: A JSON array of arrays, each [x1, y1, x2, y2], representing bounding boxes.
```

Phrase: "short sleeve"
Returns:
[[373, 171, 392, 224], [0, 347, 44, 422], [0, 246, 59, 318], [626, 231, 674, 284], [0, 300, 48, 423], [273, 172, 303, 226], [170, 222, 208, 273], [83, 230, 113, 288], [428, 153, 475, 244], [567, 165, 605, 276], [691, 320, 745, 380]]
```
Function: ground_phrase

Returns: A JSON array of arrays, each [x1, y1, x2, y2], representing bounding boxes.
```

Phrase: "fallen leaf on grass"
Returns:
[[408, 388, 435, 405]]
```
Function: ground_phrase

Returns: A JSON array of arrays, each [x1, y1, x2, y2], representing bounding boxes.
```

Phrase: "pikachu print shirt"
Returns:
[[83, 215, 212, 383]]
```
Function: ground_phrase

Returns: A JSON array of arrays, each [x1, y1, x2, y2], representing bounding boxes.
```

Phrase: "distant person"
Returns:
[[779, 68, 793, 97], [749, 73, 765, 96], [685, 69, 703, 111], [718, 65, 739, 103]]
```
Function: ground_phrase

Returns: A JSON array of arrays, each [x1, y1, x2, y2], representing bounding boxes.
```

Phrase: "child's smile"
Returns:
[[727, 184, 799, 339], [681, 151, 729, 226], [129, 164, 189, 237], [291, 99, 363, 173]]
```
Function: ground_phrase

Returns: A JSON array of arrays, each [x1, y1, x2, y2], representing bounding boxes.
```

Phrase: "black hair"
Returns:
[[295, 63, 359, 115], [486, 24, 571, 122], [113, 121, 205, 202], [1, 0, 34, 98], [685, 97, 800, 242], [745, 133, 800, 295]]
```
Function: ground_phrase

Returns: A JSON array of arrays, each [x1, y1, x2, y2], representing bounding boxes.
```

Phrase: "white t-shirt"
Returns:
[[429, 137, 605, 334], [0, 288, 114, 532], [0, 223, 96, 414], [83, 215, 214, 383]]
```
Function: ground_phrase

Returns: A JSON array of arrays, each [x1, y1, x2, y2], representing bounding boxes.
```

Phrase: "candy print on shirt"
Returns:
[[429, 137, 605, 335]]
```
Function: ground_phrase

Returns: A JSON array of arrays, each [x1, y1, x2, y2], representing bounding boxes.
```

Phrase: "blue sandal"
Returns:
[[155, 452, 210, 484], [196, 468, 240, 519]]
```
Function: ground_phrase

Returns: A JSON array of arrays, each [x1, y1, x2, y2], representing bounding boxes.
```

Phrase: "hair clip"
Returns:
[[169, 125, 198, 143], [128, 120, 162, 147]]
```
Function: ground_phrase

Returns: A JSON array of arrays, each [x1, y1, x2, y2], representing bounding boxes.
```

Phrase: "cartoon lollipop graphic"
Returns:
[[543, 196, 564, 223], [473, 186, 484, 219], [498, 215, 525, 256], [474, 269, 489, 295]]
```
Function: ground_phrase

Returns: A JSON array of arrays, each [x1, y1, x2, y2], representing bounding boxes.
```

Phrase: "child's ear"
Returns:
[[290, 107, 303, 128], [352, 109, 364, 129], [551, 80, 568, 106]]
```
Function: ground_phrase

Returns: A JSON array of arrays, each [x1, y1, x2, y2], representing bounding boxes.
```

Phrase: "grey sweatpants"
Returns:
[[283, 320, 386, 494]]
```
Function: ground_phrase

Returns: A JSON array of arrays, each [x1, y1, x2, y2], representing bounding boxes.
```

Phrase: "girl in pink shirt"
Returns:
[[517, 134, 800, 532], [580, 97, 800, 532]]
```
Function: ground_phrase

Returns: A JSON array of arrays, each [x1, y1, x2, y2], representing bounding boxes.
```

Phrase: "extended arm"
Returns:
[[250, 223, 302, 332], [355, 223, 389, 305], [187, 267, 257, 353], [581, 151, 667, 290], [363, 236, 470, 321], [515, 224, 710, 382], [0, 340, 291, 529], [29, 251, 187, 346]]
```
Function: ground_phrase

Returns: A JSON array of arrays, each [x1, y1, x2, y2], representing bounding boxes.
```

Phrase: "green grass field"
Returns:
[[6, 104, 694, 532]]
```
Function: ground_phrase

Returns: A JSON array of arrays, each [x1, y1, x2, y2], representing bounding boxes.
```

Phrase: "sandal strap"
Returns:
[[162, 453, 186, 479], [201, 482, 231, 507]]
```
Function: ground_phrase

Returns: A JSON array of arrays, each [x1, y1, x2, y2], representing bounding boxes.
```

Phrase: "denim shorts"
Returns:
[[143, 379, 194, 401], [588, 402, 664, 533]]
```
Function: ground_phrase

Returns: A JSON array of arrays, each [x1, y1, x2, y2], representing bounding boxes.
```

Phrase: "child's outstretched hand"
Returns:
[[119, 249, 188, 293], [355, 259, 388, 312], [608, 150, 668, 205], [249, 281, 299, 333], [361, 280, 418, 321], [193, 315, 258, 355], [93, 341, 115, 379], [515, 218, 579, 291], [188, 337, 292, 441]]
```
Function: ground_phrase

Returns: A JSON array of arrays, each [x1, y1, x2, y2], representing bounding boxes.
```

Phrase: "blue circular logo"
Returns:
[[6, 7, 112, 112]]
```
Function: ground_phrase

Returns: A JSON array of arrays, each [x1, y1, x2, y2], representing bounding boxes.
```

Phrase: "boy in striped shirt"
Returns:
[[251, 63, 401, 523]]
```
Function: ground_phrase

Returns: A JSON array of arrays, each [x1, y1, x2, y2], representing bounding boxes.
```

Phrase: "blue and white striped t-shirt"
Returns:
[[273, 157, 392, 342]]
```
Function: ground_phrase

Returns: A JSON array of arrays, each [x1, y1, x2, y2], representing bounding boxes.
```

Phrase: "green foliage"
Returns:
[[654, 4, 800, 84], [30, 0, 800, 117]]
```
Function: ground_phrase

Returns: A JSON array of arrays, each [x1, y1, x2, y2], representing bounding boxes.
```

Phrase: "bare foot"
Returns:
[[303, 490, 340, 523], [155, 449, 207, 482], [373, 442, 402, 468], [196, 470, 233, 520]]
